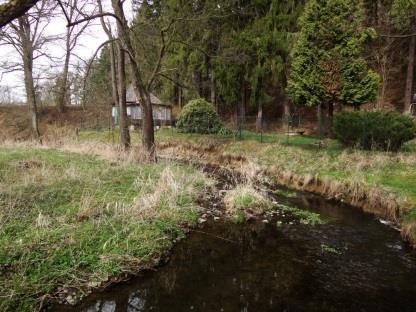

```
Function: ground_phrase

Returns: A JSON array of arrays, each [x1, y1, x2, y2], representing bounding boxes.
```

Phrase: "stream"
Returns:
[[55, 189, 416, 312]]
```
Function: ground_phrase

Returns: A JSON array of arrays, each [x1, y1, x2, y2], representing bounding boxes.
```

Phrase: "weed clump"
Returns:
[[224, 185, 272, 222]]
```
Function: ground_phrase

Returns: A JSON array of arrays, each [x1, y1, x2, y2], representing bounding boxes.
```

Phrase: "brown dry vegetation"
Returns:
[[156, 135, 416, 246]]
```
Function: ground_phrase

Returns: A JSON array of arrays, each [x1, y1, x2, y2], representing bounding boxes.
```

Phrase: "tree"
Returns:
[[56, 0, 93, 113], [0, 0, 56, 139], [97, 0, 130, 149], [390, 0, 416, 113], [287, 0, 380, 135]]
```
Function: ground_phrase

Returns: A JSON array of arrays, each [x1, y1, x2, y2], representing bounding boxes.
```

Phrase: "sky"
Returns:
[[0, 0, 134, 101]]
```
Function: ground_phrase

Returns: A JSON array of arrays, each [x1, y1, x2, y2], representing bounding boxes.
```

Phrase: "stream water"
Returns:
[[55, 190, 416, 312]]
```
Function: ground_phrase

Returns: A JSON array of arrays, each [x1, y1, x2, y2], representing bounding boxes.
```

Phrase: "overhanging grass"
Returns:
[[0, 146, 209, 311]]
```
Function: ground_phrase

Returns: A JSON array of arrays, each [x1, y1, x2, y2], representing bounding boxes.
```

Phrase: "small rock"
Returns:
[[214, 216, 220, 221], [262, 219, 269, 224], [66, 295, 77, 306], [198, 218, 207, 224], [276, 221, 283, 227], [87, 281, 101, 288]]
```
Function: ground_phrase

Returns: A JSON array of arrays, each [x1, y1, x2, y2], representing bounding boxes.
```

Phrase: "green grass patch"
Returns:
[[0, 146, 209, 311], [275, 204, 326, 226], [224, 185, 272, 223]]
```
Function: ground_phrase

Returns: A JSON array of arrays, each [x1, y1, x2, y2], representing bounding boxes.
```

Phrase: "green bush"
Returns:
[[333, 111, 416, 151], [176, 99, 222, 134]]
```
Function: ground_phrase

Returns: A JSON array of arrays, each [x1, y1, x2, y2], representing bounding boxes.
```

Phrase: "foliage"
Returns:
[[176, 98, 222, 134], [152, 0, 303, 112], [0, 147, 209, 311], [286, 0, 380, 109], [333, 111, 416, 151], [390, 0, 416, 30]]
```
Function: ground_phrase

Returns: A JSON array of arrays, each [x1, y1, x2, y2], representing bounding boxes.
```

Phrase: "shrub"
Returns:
[[333, 111, 416, 151], [176, 99, 222, 134]]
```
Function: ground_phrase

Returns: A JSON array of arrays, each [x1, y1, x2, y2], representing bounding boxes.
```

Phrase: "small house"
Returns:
[[112, 85, 172, 126]]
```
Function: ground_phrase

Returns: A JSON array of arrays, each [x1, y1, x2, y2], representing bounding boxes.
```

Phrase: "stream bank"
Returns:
[[54, 179, 416, 312], [158, 140, 416, 247]]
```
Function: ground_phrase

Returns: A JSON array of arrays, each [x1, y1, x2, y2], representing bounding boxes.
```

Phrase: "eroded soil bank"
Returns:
[[54, 184, 416, 312]]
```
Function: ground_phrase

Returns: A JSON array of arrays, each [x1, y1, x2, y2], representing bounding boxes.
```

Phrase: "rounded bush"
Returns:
[[333, 111, 416, 151], [176, 99, 222, 134]]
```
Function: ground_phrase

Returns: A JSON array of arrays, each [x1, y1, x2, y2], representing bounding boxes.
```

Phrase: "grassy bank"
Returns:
[[0, 146, 210, 311], [151, 128, 416, 244], [75, 128, 416, 243]]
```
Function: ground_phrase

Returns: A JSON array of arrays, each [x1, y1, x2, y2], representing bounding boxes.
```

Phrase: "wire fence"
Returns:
[[77, 113, 327, 149]]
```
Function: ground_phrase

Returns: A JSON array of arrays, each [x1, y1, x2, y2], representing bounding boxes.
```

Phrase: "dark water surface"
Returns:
[[55, 191, 416, 312]]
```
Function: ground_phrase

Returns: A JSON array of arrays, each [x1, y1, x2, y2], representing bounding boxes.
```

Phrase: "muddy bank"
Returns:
[[158, 141, 415, 247]]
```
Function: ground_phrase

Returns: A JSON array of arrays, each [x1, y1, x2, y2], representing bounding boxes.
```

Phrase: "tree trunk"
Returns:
[[240, 81, 246, 125], [327, 102, 334, 137], [109, 42, 118, 126], [317, 103, 323, 138], [178, 87, 182, 109], [23, 55, 40, 140], [256, 101, 263, 133], [20, 17, 40, 140], [405, 35, 416, 114], [117, 45, 130, 149], [112, 0, 155, 160], [57, 35, 71, 113], [210, 68, 216, 108]]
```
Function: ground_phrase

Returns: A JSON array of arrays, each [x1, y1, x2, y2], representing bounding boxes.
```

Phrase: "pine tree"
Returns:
[[287, 0, 380, 134]]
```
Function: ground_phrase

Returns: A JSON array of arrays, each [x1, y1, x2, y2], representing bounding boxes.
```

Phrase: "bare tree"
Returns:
[[56, 0, 93, 113], [97, 0, 130, 149], [0, 85, 12, 105], [66, 1, 174, 160], [0, 0, 57, 139]]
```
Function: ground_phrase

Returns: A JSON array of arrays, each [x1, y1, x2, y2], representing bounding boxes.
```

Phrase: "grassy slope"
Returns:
[[79, 128, 416, 206], [0, 146, 209, 311], [155, 129, 416, 237], [78, 128, 416, 241], [154, 129, 416, 203]]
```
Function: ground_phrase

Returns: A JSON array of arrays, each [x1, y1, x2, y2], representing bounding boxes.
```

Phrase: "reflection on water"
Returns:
[[55, 191, 416, 312]]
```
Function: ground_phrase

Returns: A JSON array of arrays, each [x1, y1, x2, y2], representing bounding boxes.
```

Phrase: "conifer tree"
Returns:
[[287, 0, 380, 134]]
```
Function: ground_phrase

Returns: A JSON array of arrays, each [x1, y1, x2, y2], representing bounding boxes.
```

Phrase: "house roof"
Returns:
[[126, 85, 166, 106]]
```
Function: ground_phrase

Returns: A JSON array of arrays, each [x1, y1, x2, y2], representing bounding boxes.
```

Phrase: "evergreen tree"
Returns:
[[287, 0, 380, 134], [390, 0, 416, 113]]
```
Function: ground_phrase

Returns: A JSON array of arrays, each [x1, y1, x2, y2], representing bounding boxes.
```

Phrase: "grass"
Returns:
[[224, 184, 272, 223], [75, 128, 416, 243], [79, 128, 416, 206], [0, 146, 210, 311]]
